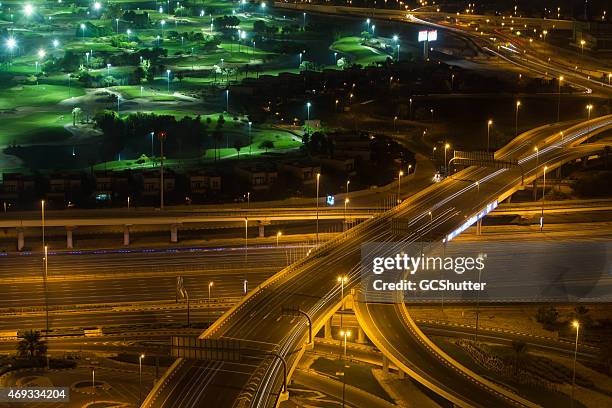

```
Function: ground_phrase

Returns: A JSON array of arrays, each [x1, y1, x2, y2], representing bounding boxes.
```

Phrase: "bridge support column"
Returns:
[[66, 227, 74, 249], [258, 223, 265, 238], [123, 225, 130, 246], [533, 181, 538, 201], [382, 356, 389, 373], [476, 219, 482, 235], [356, 326, 367, 344], [17, 228, 24, 251], [325, 318, 332, 339], [170, 224, 179, 243], [343, 221, 349, 232]]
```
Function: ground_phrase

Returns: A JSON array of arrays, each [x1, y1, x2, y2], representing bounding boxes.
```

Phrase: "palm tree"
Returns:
[[511, 340, 527, 375], [72, 107, 82, 126], [17, 330, 47, 361]]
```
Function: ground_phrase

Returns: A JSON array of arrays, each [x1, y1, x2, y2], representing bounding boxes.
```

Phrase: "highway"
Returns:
[[143, 112, 611, 408]]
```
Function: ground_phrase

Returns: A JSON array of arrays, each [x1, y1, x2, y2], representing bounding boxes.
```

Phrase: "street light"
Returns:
[[306, 102, 311, 121], [80, 24, 86, 41], [166, 69, 171, 94], [534, 146, 539, 165], [557, 76, 564, 122], [161, 19, 166, 38], [126, 29, 132, 40], [571, 320, 580, 408], [397, 170, 404, 203], [139, 354, 145, 403], [487, 119, 493, 151], [515, 100, 521, 136], [208, 281, 214, 303], [337, 275, 348, 312], [444, 143, 451, 175], [580, 39, 585, 54], [106, 63, 111, 76], [339, 329, 351, 359], [23, 3, 34, 16], [540, 166, 548, 231], [586, 104, 593, 120], [276, 231, 282, 246], [316, 173, 320, 245], [225, 89, 229, 112], [344, 198, 349, 222]]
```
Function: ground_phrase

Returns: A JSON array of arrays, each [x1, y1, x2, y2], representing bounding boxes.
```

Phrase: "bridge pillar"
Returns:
[[66, 226, 74, 249], [123, 225, 130, 246], [324, 318, 332, 339], [258, 223, 265, 238], [16, 228, 24, 251], [356, 326, 367, 344], [170, 224, 179, 243], [533, 181, 538, 201], [382, 355, 389, 373]]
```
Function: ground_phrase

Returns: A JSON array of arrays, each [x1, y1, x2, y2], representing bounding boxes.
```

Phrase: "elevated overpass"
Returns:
[[143, 114, 612, 408]]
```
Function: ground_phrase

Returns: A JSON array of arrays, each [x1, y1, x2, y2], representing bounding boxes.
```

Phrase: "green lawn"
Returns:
[[0, 111, 72, 145], [331, 36, 391, 66], [0, 84, 83, 110]]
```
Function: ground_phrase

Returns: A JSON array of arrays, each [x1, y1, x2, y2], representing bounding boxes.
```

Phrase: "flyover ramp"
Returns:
[[353, 300, 537, 407]]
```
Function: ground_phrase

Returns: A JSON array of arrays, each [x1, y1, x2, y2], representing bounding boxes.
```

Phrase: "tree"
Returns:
[[234, 141, 242, 159], [253, 20, 267, 34], [260, 140, 274, 152], [511, 340, 527, 375], [536, 305, 558, 330], [17, 330, 47, 361], [72, 107, 82, 126]]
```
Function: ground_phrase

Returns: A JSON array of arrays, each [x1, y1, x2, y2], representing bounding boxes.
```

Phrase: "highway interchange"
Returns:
[[2, 5, 611, 408]]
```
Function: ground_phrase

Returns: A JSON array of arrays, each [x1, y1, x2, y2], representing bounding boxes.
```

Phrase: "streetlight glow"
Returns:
[[24, 3, 34, 16]]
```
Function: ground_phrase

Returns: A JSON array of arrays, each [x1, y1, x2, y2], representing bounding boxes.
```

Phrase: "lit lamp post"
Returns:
[[161, 19, 166, 38], [540, 166, 547, 231], [487, 119, 493, 151], [306, 102, 311, 121], [243, 217, 249, 295], [586, 103, 593, 120], [276, 231, 282, 246], [339, 329, 351, 359], [5, 38, 17, 65], [557, 76, 564, 122], [534, 146, 539, 165], [580, 39, 585, 54], [344, 198, 349, 222], [158, 131, 167, 209], [166, 69, 171, 94], [397, 170, 404, 203], [126, 29, 132, 40], [316, 173, 320, 245], [80, 23, 86, 41], [393, 115, 398, 132], [225, 89, 229, 112], [571, 320, 580, 408], [337, 275, 348, 313], [208, 281, 214, 303], [444, 143, 451, 175], [138, 354, 145, 403], [515, 100, 521, 136]]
